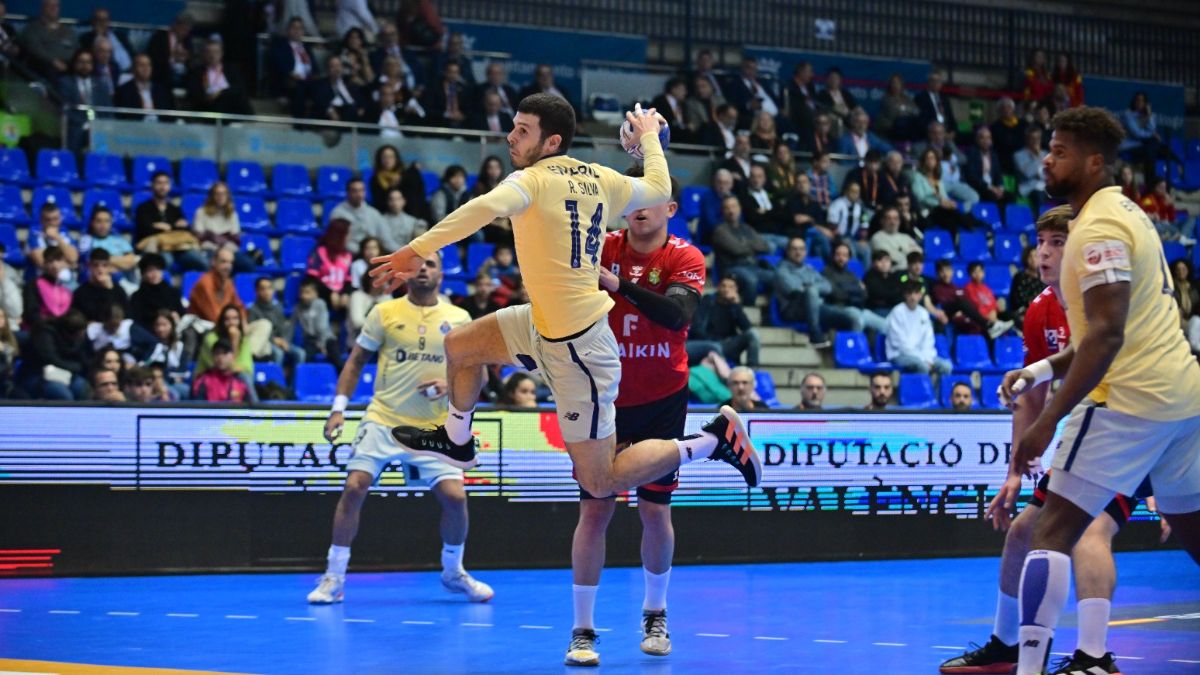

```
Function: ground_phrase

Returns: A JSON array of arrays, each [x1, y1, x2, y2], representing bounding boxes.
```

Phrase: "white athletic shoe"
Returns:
[[564, 628, 600, 667], [988, 319, 1015, 339], [441, 570, 494, 602], [640, 609, 671, 656], [307, 574, 344, 604]]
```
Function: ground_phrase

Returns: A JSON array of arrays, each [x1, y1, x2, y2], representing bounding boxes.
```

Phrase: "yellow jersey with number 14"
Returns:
[[1061, 185, 1200, 421]]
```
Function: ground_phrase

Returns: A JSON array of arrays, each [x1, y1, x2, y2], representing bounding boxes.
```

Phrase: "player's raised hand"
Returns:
[[997, 367, 1036, 409], [370, 245, 423, 294], [324, 412, 344, 443], [625, 103, 663, 138], [985, 472, 1023, 531]]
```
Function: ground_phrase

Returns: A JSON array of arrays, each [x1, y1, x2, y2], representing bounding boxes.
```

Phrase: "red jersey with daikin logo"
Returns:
[[601, 230, 706, 407], [1023, 286, 1069, 365]]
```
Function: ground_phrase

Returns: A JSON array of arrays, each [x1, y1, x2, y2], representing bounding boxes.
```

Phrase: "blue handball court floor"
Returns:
[[0, 552, 1196, 674]]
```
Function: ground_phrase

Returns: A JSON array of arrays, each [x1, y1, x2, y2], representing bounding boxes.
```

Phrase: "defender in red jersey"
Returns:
[[942, 206, 1161, 675], [567, 169, 704, 666]]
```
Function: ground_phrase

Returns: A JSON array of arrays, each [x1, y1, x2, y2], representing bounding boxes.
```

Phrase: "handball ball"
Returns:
[[620, 108, 670, 160]]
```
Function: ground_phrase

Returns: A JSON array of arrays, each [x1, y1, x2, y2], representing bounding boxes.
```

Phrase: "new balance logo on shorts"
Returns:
[[564, 412, 580, 421], [1023, 639, 1040, 648]]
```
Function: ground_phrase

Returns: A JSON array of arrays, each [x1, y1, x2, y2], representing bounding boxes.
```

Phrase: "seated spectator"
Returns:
[[469, 90, 513, 134], [1009, 244, 1045, 329], [877, 73, 920, 142], [720, 134, 753, 186], [1022, 49, 1053, 107], [681, 74, 717, 141], [121, 365, 156, 403], [1029, 102, 1053, 150], [90, 36, 120, 100], [914, 121, 973, 194], [422, 60, 467, 128], [79, 207, 137, 273], [1172, 259, 1200, 355], [886, 281, 952, 375], [145, 362, 178, 401], [806, 151, 838, 210], [268, 16, 316, 118], [374, 56, 425, 126], [950, 382, 974, 411], [193, 181, 255, 273], [697, 168, 736, 245], [747, 110, 778, 160], [499, 371, 539, 407], [796, 372, 825, 411], [964, 261, 1012, 338], [1140, 176, 1181, 241], [72, 249, 130, 322], [347, 268, 390, 341], [816, 66, 857, 127], [915, 69, 957, 139], [459, 270, 500, 320], [333, 178, 388, 247], [700, 103, 738, 153], [689, 49, 726, 103], [349, 237, 381, 291], [989, 97, 1026, 173], [894, 194, 926, 238], [481, 245, 519, 282], [369, 20, 417, 87], [1117, 162, 1140, 203], [773, 236, 833, 347], [248, 277, 304, 368], [930, 259, 1009, 338], [738, 164, 788, 251], [784, 61, 818, 138], [192, 339, 252, 404], [827, 180, 871, 267], [0, 249, 20, 331], [474, 61, 516, 118], [194, 304, 260, 404], [129, 254, 182, 330], [687, 349, 732, 405], [0, 306, 20, 398], [798, 111, 834, 157], [1121, 91, 1171, 183], [22, 308, 91, 399], [295, 276, 343, 371], [726, 57, 779, 125], [845, 150, 885, 212], [765, 143, 798, 207], [188, 245, 244, 325], [723, 365, 769, 412], [863, 250, 903, 316], [785, 173, 831, 259], [134, 171, 206, 271], [307, 218, 353, 312], [29, 203, 79, 270], [911, 148, 982, 235], [57, 48, 111, 152], [20, 0, 75, 78], [338, 27, 375, 88], [188, 38, 253, 115], [369, 83, 406, 137], [869, 205, 921, 267], [141, 309, 189, 399], [823, 242, 888, 335], [651, 77, 692, 144], [430, 165, 470, 223], [312, 54, 366, 122], [471, 156, 513, 245], [1014, 127, 1046, 213], [91, 366, 124, 402], [114, 54, 175, 122], [711, 196, 774, 304], [23, 245, 72, 326], [518, 64, 577, 118], [878, 151, 911, 208], [865, 372, 893, 410], [370, 145, 430, 220], [964, 126, 1009, 208], [86, 301, 153, 361], [836, 109, 893, 163], [689, 276, 760, 366], [431, 32, 474, 88], [898, 251, 949, 328], [147, 12, 193, 88]]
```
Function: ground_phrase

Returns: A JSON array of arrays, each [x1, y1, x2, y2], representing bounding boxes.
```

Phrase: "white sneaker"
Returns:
[[564, 628, 600, 667], [441, 570, 494, 602], [1180, 236, 1197, 246], [987, 319, 1014, 339], [307, 574, 344, 604], [640, 609, 671, 656]]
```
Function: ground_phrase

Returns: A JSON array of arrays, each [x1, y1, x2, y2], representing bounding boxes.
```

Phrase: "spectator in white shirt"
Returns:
[[885, 281, 952, 374], [827, 180, 872, 267]]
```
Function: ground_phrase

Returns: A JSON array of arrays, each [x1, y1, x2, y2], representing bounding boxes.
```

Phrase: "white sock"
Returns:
[[573, 584, 598, 630], [993, 590, 1019, 646], [445, 402, 475, 445], [1075, 598, 1111, 658], [1016, 549, 1071, 675], [643, 567, 670, 612], [441, 543, 465, 575], [326, 545, 350, 578], [675, 432, 718, 465]]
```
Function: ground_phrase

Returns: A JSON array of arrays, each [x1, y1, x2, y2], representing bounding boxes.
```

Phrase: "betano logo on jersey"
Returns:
[[393, 348, 445, 364]]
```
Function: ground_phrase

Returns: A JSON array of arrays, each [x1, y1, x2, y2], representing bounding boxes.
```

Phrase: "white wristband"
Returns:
[[1025, 359, 1053, 388], [331, 395, 349, 413]]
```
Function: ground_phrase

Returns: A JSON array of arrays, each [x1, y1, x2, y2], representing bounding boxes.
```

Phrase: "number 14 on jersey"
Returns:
[[565, 200, 603, 269]]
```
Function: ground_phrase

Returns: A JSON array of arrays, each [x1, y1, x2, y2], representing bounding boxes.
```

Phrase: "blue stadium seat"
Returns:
[[254, 362, 286, 388], [295, 363, 338, 402], [279, 235, 316, 272], [272, 163, 312, 198], [846, 258, 865, 279], [181, 193, 206, 223], [805, 256, 825, 272], [84, 153, 128, 190], [951, 262, 968, 285], [954, 335, 994, 372], [236, 196, 272, 233], [934, 333, 951, 360], [234, 273, 258, 306], [898, 373, 936, 409], [993, 232, 1023, 265], [679, 185, 709, 222], [970, 202, 1001, 229], [351, 364, 378, 403], [276, 198, 319, 234], [441, 278, 468, 297], [181, 270, 204, 299], [283, 273, 302, 313], [129, 190, 153, 214], [923, 229, 954, 260], [957, 231, 990, 262], [466, 242, 494, 277], [132, 154, 172, 189], [755, 370, 780, 407], [1162, 240, 1188, 264], [226, 160, 268, 196], [1187, 138, 1200, 160], [768, 295, 807, 333], [993, 335, 1023, 370], [939, 375, 975, 408], [1182, 159, 1200, 192], [441, 245, 464, 278], [1004, 204, 1034, 233], [0, 223, 23, 265], [0, 184, 29, 224], [36, 149, 80, 186], [31, 186, 80, 226], [833, 331, 889, 372], [0, 148, 32, 186], [421, 170, 439, 196], [240, 233, 279, 274], [980, 374, 1006, 410], [316, 165, 355, 200], [985, 263, 1013, 297], [322, 199, 341, 226], [180, 157, 219, 193], [82, 189, 131, 229]]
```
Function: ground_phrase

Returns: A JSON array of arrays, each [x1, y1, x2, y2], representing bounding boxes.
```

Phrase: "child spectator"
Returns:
[[459, 270, 500, 320], [122, 365, 157, 403], [863, 250, 903, 316], [1139, 176, 1181, 241], [349, 236, 381, 291], [885, 281, 952, 375], [482, 244, 519, 281], [86, 301, 155, 361], [296, 276, 342, 371], [22, 309, 91, 399], [72, 249, 130, 323], [194, 304, 260, 403], [23, 245, 72, 327], [307, 218, 353, 312], [130, 254, 183, 330], [248, 277, 304, 368], [964, 261, 1012, 338], [192, 339, 252, 404], [142, 309, 189, 400], [931, 259, 1008, 338]]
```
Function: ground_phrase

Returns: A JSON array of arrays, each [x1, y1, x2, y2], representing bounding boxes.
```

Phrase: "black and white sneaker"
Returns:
[[390, 425, 477, 469], [938, 634, 1018, 673], [699, 405, 763, 487], [1048, 650, 1122, 675], [640, 609, 671, 656], [564, 628, 600, 667]]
